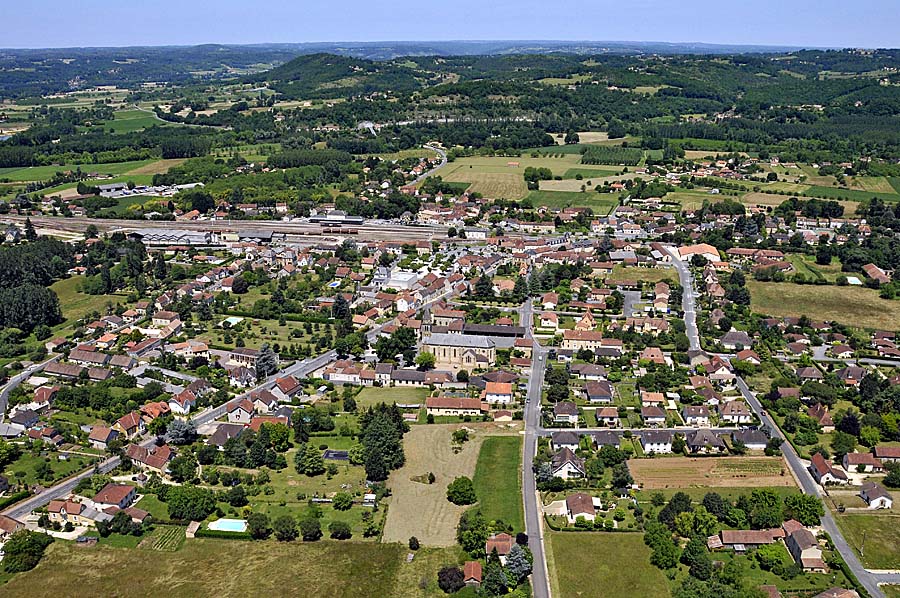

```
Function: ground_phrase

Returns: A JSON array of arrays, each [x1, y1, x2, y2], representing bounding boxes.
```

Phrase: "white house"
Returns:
[[860, 482, 893, 510], [640, 430, 673, 454]]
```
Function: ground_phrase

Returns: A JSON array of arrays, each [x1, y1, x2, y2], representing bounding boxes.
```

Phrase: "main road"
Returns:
[[519, 298, 551, 598], [671, 243, 892, 597]]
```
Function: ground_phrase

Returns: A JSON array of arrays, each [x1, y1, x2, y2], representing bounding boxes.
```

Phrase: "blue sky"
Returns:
[[3, 0, 899, 49]]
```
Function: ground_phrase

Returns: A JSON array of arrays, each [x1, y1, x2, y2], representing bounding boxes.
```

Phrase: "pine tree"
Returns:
[[24, 218, 37, 241], [256, 343, 278, 380]]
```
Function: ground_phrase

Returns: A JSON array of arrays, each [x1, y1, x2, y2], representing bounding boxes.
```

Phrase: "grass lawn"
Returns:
[[834, 513, 900, 569], [472, 436, 524, 531], [883, 586, 900, 598], [747, 281, 900, 331], [634, 486, 802, 504], [3, 451, 98, 486], [546, 532, 670, 598], [355, 386, 429, 408], [198, 316, 315, 351], [1, 538, 444, 598]]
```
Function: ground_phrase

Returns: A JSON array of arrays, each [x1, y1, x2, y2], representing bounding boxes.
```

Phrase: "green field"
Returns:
[[561, 167, 620, 179], [524, 190, 618, 213], [472, 436, 524, 531], [0, 538, 460, 598], [0, 159, 157, 182], [97, 109, 170, 134], [546, 532, 670, 598], [3, 452, 98, 486], [49, 277, 127, 328], [834, 513, 900, 569], [805, 185, 900, 203], [747, 281, 900, 330]]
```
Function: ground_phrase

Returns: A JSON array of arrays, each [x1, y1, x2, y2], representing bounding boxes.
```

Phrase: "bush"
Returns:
[[328, 520, 352, 540], [446, 476, 477, 505], [299, 517, 322, 541], [332, 492, 353, 511], [437, 566, 465, 594], [409, 536, 420, 550]]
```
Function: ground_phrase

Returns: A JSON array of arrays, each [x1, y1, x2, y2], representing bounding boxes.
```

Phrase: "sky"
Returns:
[[3, 0, 899, 49]]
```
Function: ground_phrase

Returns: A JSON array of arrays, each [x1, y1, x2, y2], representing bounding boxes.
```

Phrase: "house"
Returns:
[[732, 429, 768, 451], [809, 452, 849, 485], [734, 349, 761, 365], [0, 514, 24, 540], [595, 407, 620, 427], [682, 405, 711, 427], [92, 483, 136, 509], [785, 528, 826, 572], [719, 400, 753, 424], [584, 380, 614, 403], [565, 492, 597, 523], [553, 402, 579, 425], [591, 430, 621, 448], [47, 500, 91, 526], [251, 389, 279, 413], [678, 243, 720, 262], [874, 445, 900, 463], [720, 330, 753, 350], [125, 443, 173, 473], [10, 409, 39, 428], [641, 406, 666, 427], [842, 452, 883, 473], [807, 404, 835, 433], [483, 382, 513, 404], [797, 366, 824, 382], [541, 292, 559, 310], [425, 396, 483, 417], [227, 399, 254, 424], [168, 390, 196, 415], [208, 423, 245, 448], [539, 312, 559, 330], [551, 447, 586, 479], [718, 529, 779, 550], [640, 430, 673, 454], [228, 366, 256, 387], [640, 391, 666, 408], [87, 426, 118, 450], [686, 429, 726, 454], [485, 533, 514, 564], [464, 561, 482, 588], [550, 430, 580, 452], [272, 376, 303, 402], [113, 411, 145, 439], [860, 482, 893, 509]]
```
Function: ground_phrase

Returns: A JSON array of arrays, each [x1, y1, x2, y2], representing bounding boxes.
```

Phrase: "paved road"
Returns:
[[413, 145, 448, 184], [519, 299, 551, 598], [0, 355, 62, 423], [734, 377, 893, 597], [665, 247, 700, 351]]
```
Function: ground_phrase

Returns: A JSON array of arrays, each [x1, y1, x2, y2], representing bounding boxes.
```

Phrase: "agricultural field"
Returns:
[[382, 424, 485, 546], [627, 456, 795, 490], [354, 386, 429, 409], [546, 532, 670, 598], [138, 525, 187, 552], [784, 254, 849, 283], [438, 154, 591, 199], [1, 538, 451, 598], [833, 513, 900, 569], [98, 109, 169, 134], [472, 436, 524, 530], [747, 281, 900, 331]]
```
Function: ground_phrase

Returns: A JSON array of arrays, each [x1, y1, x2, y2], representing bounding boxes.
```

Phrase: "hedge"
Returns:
[[194, 528, 253, 541], [0, 490, 31, 511]]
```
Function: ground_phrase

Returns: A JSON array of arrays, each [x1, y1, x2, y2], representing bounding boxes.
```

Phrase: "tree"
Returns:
[[165, 419, 197, 445], [748, 489, 783, 530], [658, 492, 693, 529], [437, 566, 465, 594], [166, 485, 217, 521], [481, 561, 509, 596], [299, 517, 322, 541], [328, 520, 352, 540], [273, 515, 298, 541], [0, 439, 22, 468], [672, 434, 686, 454], [168, 454, 197, 483], [23, 218, 37, 242], [447, 476, 477, 505], [295, 443, 325, 476], [247, 512, 271, 539], [226, 485, 248, 507], [332, 492, 353, 511], [611, 462, 633, 489], [475, 274, 494, 298], [255, 343, 278, 380], [831, 431, 857, 458], [457, 510, 490, 556], [784, 494, 824, 526], [674, 505, 718, 538], [413, 351, 436, 371], [231, 274, 249, 294], [701, 492, 728, 522], [364, 445, 388, 482], [2, 530, 53, 573], [505, 543, 533, 583], [409, 536, 420, 550]]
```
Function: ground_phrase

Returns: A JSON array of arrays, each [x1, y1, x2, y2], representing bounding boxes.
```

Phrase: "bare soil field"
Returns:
[[125, 158, 187, 175], [382, 424, 485, 546], [629, 456, 795, 489]]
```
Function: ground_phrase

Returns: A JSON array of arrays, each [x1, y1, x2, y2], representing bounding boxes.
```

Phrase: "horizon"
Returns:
[[4, 0, 899, 49]]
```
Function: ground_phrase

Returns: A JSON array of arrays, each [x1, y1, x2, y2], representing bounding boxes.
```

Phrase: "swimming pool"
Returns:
[[328, 281, 340, 288], [208, 518, 247, 533]]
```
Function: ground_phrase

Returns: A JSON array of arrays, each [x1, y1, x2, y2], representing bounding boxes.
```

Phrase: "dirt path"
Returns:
[[382, 424, 484, 547]]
